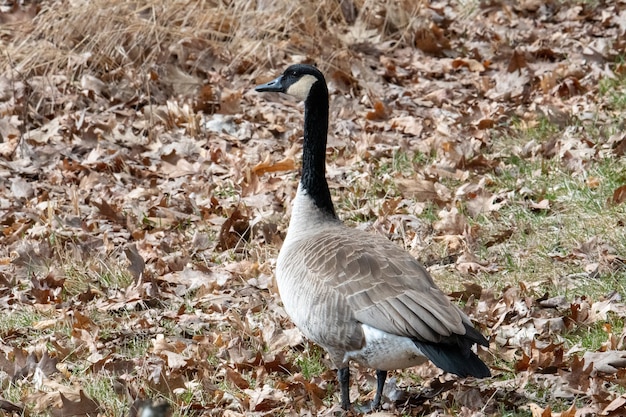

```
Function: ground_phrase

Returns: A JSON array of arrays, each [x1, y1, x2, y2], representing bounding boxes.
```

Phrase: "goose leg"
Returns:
[[372, 369, 387, 409], [338, 367, 351, 410]]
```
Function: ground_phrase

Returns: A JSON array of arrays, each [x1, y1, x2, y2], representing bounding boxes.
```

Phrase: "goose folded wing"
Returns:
[[304, 230, 481, 345]]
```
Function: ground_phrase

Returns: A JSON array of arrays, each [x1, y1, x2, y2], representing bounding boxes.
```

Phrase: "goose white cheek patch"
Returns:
[[286, 74, 317, 100]]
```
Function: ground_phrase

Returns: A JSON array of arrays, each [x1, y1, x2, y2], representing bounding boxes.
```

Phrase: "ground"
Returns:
[[0, 0, 626, 416]]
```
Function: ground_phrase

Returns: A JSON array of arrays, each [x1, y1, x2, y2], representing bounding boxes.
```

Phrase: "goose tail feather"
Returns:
[[414, 339, 491, 378]]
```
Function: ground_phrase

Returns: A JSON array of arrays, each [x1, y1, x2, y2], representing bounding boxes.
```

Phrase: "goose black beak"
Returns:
[[255, 75, 285, 93]]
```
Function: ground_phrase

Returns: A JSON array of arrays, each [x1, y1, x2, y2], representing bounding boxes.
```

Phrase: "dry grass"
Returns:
[[2, 0, 427, 79]]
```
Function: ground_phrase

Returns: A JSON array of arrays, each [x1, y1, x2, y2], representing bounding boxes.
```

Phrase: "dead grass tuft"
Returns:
[[2, 0, 427, 79]]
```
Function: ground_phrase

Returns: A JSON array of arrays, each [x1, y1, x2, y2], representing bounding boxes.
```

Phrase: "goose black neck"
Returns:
[[301, 80, 336, 218]]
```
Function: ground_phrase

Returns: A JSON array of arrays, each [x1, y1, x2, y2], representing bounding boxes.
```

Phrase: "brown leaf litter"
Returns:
[[0, 0, 625, 415]]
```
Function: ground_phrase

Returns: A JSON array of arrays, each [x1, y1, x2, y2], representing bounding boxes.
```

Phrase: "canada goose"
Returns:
[[255, 64, 490, 411]]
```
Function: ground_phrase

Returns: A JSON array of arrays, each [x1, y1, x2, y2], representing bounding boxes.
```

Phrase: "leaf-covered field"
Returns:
[[1, 0, 626, 416]]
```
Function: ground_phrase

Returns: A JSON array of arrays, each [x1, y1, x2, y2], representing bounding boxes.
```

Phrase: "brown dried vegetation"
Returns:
[[1, 0, 626, 416]]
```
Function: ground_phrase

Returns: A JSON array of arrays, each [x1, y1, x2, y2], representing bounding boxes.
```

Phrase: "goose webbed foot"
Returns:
[[353, 369, 387, 413], [338, 368, 388, 412]]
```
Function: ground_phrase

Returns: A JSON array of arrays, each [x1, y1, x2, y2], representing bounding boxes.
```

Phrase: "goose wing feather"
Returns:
[[302, 227, 480, 344]]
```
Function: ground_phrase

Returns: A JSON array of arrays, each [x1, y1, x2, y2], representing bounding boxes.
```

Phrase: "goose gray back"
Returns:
[[255, 64, 490, 411]]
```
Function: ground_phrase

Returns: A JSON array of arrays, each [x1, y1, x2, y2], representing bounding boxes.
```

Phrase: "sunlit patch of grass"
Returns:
[[177, 385, 218, 416], [384, 149, 414, 175], [496, 408, 533, 417], [61, 254, 133, 296], [214, 182, 240, 199], [116, 332, 153, 358], [336, 149, 440, 224], [412, 150, 434, 166], [556, 0, 600, 12], [83, 375, 128, 416], [599, 73, 626, 110], [0, 309, 43, 333], [469, 122, 626, 294], [296, 343, 327, 380], [98, 269, 135, 289], [2, 382, 24, 404], [0, 308, 74, 341], [337, 171, 395, 224], [509, 116, 562, 143], [565, 318, 625, 352], [395, 367, 425, 386]]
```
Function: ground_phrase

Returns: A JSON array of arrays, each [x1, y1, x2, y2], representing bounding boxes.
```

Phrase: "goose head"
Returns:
[[255, 64, 337, 219], [255, 64, 325, 101]]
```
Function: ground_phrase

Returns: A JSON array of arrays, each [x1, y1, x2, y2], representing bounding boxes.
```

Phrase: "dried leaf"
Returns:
[[452, 58, 485, 72], [225, 367, 250, 389], [10, 177, 34, 200], [530, 199, 550, 211], [366, 101, 389, 121], [252, 155, 295, 175], [601, 394, 626, 415], [50, 391, 100, 417], [611, 185, 626, 206], [124, 244, 146, 282], [217, 208, 251, 251], [507, 50, 527, 73], [0, 399, 24, 414], [582, 351, 626, 374]]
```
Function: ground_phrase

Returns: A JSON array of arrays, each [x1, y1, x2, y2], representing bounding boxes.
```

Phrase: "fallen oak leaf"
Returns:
[[477, 118, 495, 129], [93, 199, 125, 224], [460, 154, 499, 172], [80, 74, 107, 97], [395, 178, 450, 204], [601, 394, 626, 416], [464, 190, 506, 218], [9, 349, 58, 381], [366, 101, 389, 121], [555, 76, 584, 98], [0, 398, 24, 414], [451, 58, 485, 72], [414, 23, 450, 54], [291, 373, 326, 409], [50, 390, 100, 417], [612, 134, 626, 157], [390, 116, 422, 136], [528, 403, 551, 417], [10, 177, 34, 200], [245, 384, 284, 412], [161, 350, 188, 370], [610, 185, 626, 206], [530, 199, 550, 211], [36, 350, 59, 378], [448, 282, 483, 302], [508, 49, 527, 73], [559, 354, 592, 393], [216, 207, 250, 251], [125, 243, 146, 282], [252, 155, 295, 175], [225, 367, 250, 389], [582, 351, 626, 374]]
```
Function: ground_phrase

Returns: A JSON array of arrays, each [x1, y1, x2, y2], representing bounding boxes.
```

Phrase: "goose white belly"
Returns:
[[344, 324, 428, 371]]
